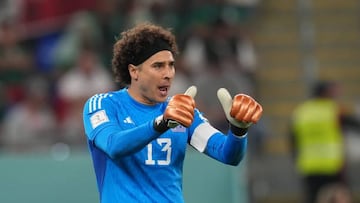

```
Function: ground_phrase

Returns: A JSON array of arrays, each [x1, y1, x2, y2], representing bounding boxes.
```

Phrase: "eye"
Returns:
[[152, 62, 163, 69], [169, 61, 175, 68]]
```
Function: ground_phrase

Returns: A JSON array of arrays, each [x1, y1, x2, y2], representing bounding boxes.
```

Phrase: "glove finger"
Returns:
[[231, 94, 251, 119], [170, 95, 195, 109], [239, 96, 260, 122], [230, 95, 242, 116], [242, 103, 257, 123], [165, 108, 193, 127], [251, 104, 263, 123], [178, 110, 194, 127]]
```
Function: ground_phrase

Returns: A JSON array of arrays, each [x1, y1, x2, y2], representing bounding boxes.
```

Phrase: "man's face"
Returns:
[[129, 50, 175, 105]]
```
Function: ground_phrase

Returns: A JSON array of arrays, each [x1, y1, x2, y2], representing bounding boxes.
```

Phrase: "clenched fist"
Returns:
[[231, 94, 262, 124], [217, 88, 263, 129], [153, 86, 197, 132], [164, 94, 195, 127]]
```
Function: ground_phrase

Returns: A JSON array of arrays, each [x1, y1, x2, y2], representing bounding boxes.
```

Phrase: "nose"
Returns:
[[164, 65, 175, 80]]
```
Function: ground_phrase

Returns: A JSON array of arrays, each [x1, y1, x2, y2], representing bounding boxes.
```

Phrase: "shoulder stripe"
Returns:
[[88, 93, 111, 113], [88, 95, 96, 113]]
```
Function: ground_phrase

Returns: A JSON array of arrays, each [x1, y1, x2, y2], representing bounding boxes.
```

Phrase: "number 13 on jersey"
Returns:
[[145, 138, 172, 165]]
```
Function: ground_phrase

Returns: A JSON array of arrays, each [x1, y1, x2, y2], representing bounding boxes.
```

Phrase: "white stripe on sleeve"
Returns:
[[89, 93, 110, 113], [190, 122, 220, 153]]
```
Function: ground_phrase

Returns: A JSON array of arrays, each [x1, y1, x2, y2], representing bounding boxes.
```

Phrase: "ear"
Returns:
[[128, 64, 139, 81]]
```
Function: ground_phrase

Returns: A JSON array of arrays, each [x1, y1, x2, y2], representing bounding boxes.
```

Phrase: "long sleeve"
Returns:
[[83, 92, 164, 159], [92, 121, 162, 159], [204, 131, 247, 166], [188, 109, 247, 166]]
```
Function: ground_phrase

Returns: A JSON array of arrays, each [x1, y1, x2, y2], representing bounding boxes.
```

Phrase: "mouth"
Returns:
[[158, 85, 170, 97]]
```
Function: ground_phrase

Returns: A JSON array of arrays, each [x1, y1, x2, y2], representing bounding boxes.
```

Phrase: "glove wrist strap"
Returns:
[[230, 124, 248, 136], [153, 115, 169, 133]]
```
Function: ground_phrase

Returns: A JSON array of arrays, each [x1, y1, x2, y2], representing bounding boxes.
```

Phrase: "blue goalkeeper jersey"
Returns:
[[83, 88, 247, 203]]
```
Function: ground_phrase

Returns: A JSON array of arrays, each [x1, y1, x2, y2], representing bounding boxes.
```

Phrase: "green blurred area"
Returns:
[[0, 151, 98, 203]]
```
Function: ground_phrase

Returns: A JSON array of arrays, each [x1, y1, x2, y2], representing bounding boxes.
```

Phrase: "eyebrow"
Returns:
[[152, 60, 175, 66]]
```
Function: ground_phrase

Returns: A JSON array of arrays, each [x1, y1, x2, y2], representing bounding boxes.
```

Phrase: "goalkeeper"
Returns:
[[82, 22, 263, 203]]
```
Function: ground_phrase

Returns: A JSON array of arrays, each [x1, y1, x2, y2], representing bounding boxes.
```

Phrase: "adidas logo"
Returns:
[[123, 116, 134, 124]]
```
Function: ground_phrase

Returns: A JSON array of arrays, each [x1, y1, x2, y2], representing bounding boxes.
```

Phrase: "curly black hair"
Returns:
[[112, 22, 178, 87]]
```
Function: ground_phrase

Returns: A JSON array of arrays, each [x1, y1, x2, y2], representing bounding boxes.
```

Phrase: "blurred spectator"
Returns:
[[0, 75, 57, 153], [316, 183, 352, 203], [53, 0, 122, 71], [0, 0, 21, 23], [289, 80, 360, 203], [0, 83, 5, 124], [182, 17, 257, 94], [53, 12, 104, 71], [147, 0, 179, 29], [21, 0, 97, 38], [120, 0, 177, 29], [181, 24, 208, 76], [89, 0, 123, 67], [56, 45, 115, 145], [0, 21, 33, 107]]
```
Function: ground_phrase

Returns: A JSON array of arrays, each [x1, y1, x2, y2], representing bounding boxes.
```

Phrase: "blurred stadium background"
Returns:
[[0, 0, 360, 202]]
